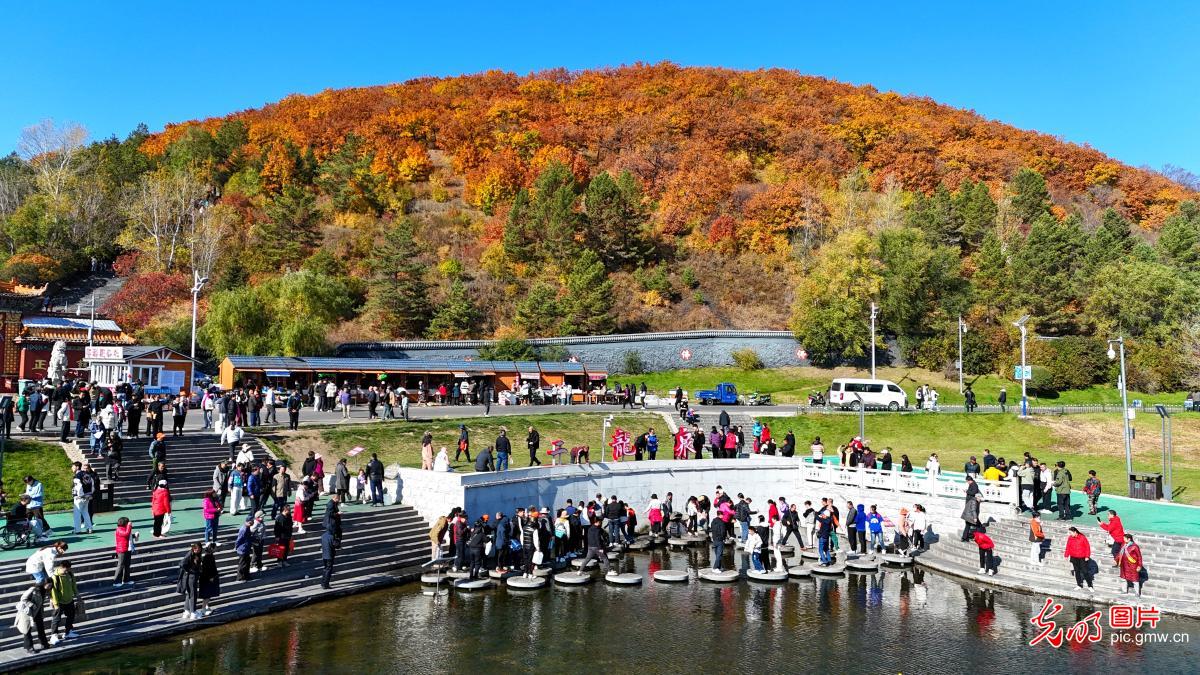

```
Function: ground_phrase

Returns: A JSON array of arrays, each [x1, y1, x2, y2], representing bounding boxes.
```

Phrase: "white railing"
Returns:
[[798, 462, 1018, 506]]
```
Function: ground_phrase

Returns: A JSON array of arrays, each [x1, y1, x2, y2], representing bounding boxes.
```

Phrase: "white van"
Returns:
[[828, 378, 908, 411]]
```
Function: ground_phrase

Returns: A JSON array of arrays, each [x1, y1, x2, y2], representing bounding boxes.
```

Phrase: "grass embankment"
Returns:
[[267, 413, 666, 473], [2, 439, 74, 511], [762, 412, 1200, 504], [617, 365, 1188, 406]]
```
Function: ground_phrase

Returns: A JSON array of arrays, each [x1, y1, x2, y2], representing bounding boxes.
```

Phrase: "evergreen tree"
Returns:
[[971, 230, 1010, 317], [256, 184, 320, 271], [426, 280, 480, 339], [514, 282, 562, 335], [1008, 167, 1052, 224], [1083, 208, 1134, 276], [878, 227, 966, 339], [531, 161, 580, 262], [789, 229, 882, 364], [906, 184, 959, 249], [953, 180, 997, 250], [502, 188, 536, 263], [315, 135, 386, 214], [1156, 201, 1200, 275], [559, 249, 615, 335], [583, 170, 652, 270], [1010, 213, 1085, 334], [215, 257, 249, 291], [366, 220, 431, 338]]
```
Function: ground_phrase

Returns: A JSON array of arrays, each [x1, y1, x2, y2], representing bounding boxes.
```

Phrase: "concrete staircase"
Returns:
[[89, 434, 253, 503], [915, 513, 1200, 616], [0, 504, 429, 667]]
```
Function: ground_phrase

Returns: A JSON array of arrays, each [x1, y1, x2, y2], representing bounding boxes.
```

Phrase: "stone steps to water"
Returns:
[[0, 504, 427, 666], [86, 435, 259, 503]]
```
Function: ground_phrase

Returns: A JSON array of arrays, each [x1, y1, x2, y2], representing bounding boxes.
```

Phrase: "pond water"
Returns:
[[35, 550, 1199, 674]]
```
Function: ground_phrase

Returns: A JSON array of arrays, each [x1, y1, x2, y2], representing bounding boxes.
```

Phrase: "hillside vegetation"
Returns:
[[2, 64, 1199, 391]]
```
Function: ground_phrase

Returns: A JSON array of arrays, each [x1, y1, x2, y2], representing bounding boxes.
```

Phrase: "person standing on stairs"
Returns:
[[151, 480, 172, 538], [320, 524, 338, 590], [70, 462, 94, 534], [334, 458, 350, 503], [973, 525, 996, 576], [961, 476, 982, 542], [1118, 533, 1145, 597], [274, 508, 293, 567], [113, 517, 136, 587], [222, 423, 243, 461], [1098, 510, 1126, 565], [197, 543, 220, 616], [48, 560, 79, 644], [1028, 511, 1046, 566], [235, 516, 254, 581], [1064, 527, 1095, 592], [15, 582, 50, 653]]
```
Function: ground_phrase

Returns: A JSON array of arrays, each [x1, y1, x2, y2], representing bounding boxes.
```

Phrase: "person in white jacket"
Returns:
[[24, 542, 67, 583], [235, 443, 255, 467], [907, 504, 928, 553], [925, 453, 941, 476], [221, 424, 244, 460], [746, 523, 765, 571], [71, 472, 93, 534]]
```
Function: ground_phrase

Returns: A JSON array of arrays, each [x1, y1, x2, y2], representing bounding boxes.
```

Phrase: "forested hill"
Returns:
[[3, 64, 1199, 391]]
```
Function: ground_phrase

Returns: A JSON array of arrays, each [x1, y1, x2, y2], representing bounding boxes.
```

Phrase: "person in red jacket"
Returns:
[[1118, 533, 1145, 596], [113, 517, 138, 587], [1063, 526, 1094, 591], [151, 481, 172, 538], [973, 526, 996, 576], [1098, 510, 1126, 565]]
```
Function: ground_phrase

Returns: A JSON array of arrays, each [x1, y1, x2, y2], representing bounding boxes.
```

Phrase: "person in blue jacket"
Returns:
[[646, 429, 658, 460], [855, 504, 868, 554], [866, 505, 885, 553]]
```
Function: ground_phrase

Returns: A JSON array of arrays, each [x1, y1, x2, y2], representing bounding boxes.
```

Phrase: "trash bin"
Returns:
[[94, 480, 115, 513], [1128, 473, 1164, 500]]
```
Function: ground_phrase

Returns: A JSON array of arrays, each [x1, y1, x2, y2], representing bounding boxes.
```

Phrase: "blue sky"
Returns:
[[2, 2, 1197, 174]]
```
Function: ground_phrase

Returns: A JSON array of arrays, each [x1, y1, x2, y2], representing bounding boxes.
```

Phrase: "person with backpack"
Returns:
[[1083, 470, 1102, 515], [974, 525, 996, 576], [70, 463, 94, 534], [1028, 511, 1045, 565], [15, 582, 50, 653]]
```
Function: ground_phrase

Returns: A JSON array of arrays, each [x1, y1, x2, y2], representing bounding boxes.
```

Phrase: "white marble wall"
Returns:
[[398, 457, 1010, 539]]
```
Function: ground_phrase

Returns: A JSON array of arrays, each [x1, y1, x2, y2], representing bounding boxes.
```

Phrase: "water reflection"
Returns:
[[33, 550, 1199, 675]]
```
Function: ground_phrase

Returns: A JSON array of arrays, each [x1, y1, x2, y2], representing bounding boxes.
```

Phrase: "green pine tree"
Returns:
[[531, 161, 580, 262], [559, 249, 615, 335], [514, 282, 563, 335], [1083, 208, 1134, 276], [971, 230, 1010, 318], [1008, 167, 1052, 224], [1156, 201, 1200, 274], [906, 184, 960, 249], [256, 184, 320, 272], [502, 188, 537, 263], [425, 280, 480, 339], [953, 180, 997, 250], [1010, 213, 1085, 334], [366, 220, 431, 338], [583, 170, 653, 270]]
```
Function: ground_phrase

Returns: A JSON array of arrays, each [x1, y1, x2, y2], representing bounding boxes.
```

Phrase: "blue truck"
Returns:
[[695, 382, 739, 405]]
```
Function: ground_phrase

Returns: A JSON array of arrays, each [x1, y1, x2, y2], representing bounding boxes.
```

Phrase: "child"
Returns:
[[49, 561, 78, 643], [1083, 470, 1102, 515], [356, 469, 368, 505], [747, 520, 764, 571], [974, 526, 996, 576]]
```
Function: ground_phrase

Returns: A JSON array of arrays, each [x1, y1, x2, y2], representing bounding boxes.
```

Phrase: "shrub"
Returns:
[[479, 337, 536, 361], [681, 267, 699, 289], [732, 348, 764, 371], [536, 345, 571, 362], [622, 350, 647, 374], [112, 251, 141, 277]]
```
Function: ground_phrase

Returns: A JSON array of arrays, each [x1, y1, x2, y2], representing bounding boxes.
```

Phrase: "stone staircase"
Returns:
[[915, 513, 1200, 616], [0, 504, 428, 668], [89, 434, 254, 503]]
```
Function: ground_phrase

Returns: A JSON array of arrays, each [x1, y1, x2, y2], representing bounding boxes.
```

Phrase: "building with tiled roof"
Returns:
[[8, 313, 135, 389]]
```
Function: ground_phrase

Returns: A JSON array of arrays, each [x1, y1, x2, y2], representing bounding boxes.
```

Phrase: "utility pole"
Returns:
[[869, 302, 879, 379], [190, 271, 209, 360], [77, 293, 97, 346]]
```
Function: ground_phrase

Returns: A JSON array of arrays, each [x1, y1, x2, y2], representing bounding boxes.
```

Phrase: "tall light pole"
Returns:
[[77, 293, 97, 346], [1013, 315, 1030, 418], [1108, 337, 1132, 475], [869, 302, 879, 379], [190, 271, 209, 360], [957, 315, 967, 394]]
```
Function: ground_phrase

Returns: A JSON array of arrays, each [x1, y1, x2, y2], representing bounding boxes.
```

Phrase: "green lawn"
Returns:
[[2, 439, 74, 512], [616, 365, 1188, 407], [760, 412, 1200, 504], [268, 413, 667, 472]]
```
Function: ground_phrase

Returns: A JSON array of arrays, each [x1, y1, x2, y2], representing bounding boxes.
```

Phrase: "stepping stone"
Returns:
[[488, 569, 519, 579], [667, 538, 694, 549], [533, 566, 557, 577], [649, 535, 667, 543], [555, 571, 595, 585], [788, 566, 813, 578], [420, 573, 450, 585], [683, 535, 707, 543], [881, 553, 914, 566], [447, 570, 471, 579], [777, 545, 795, 555], [604, 572, 643, 585], [507, 576, 548, 590], [571, 558, 599, 569], [453, 578, 492, 591], [698, 569, 741, 583], [811, 563, 846, 576], [800, 550, 820, 560], [652, 570, 690, 583], [846, 558, 880, 572], [747, 569, 789, 582], [628, 539, 653, 551]]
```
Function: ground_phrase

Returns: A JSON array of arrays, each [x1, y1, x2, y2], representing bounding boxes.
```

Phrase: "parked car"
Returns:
[[828, 378, 907, 411]]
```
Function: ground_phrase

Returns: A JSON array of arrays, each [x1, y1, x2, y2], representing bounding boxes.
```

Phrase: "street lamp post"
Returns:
[[190, 271, 209, 360], [869, 302, 879, 379], [1108, 337, 1132, 475], [957, 315, 967, 394], [1013, 315, 1030, 417]]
